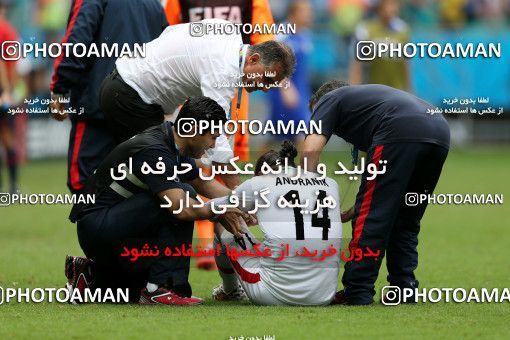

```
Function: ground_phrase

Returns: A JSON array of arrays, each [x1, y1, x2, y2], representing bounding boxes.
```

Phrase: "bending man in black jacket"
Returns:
[[66, 97, 248, 305]]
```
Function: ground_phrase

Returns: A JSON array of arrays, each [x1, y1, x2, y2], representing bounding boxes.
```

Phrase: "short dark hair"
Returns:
[[255, 140, 298, 175], [248, 41, 296, 79], [309, 79, 349, 112], [175, 96, 226, 135]]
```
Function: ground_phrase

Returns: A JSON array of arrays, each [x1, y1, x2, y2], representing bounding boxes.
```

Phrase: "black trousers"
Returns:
[[67, 119, 116, 194], [77, 187, 195, 301], [100, 69, 165, 143], [342, 142, 449, 305]]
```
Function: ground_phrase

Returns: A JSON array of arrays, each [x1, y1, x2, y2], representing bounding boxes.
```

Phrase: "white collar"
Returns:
[[239, 44, 249, 75]]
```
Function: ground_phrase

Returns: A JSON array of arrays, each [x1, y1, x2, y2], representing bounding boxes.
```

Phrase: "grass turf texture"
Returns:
[[0, 147, 509, 339]]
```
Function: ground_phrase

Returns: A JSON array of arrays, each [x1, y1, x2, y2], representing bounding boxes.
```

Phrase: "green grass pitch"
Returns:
[[0, 147, 509, 339]]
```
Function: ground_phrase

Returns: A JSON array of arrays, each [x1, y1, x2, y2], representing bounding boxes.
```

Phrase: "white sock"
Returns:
[[214, 238, 238, 293], [146, 282, 158, 293]]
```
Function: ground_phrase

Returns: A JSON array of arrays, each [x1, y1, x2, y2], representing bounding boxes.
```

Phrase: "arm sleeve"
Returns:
[[164, 0, 182, 25], [132, 147, 186, 194], [250, 0, 275, 44], [200, 67, 235, 116], [310, 93, 339, 141], [180, 155, 200, 182], [50, 0, 104, 93]]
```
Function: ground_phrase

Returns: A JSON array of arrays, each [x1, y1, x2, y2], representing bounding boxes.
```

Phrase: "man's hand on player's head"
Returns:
[[216, 208, 246, 237], [301, 134, 327, 172]]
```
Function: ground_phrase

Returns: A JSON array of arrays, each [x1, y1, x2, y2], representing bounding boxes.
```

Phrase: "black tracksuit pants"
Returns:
[[77, 188, 195, 301], [100, 68, 165, 143], [67, 119, 116, 194], [342, 142, 449, 305]]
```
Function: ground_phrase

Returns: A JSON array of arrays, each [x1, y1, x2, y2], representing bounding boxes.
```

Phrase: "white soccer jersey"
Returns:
[[224, 168, 342, 306]]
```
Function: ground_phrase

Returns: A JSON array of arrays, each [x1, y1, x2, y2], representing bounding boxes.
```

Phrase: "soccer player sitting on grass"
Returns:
[[66, 97, 248, 306], [211, 141, 342, 306]]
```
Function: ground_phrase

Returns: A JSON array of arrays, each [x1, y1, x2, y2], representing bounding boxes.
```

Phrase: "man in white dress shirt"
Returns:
[[100, 18, 295, 166]]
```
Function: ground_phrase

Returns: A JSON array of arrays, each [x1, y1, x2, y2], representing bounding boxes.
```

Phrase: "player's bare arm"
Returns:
[[301, 133, 327, 171]]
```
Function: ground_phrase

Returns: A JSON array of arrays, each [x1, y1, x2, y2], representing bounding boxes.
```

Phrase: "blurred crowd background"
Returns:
[[0, 0, 509, 192]]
